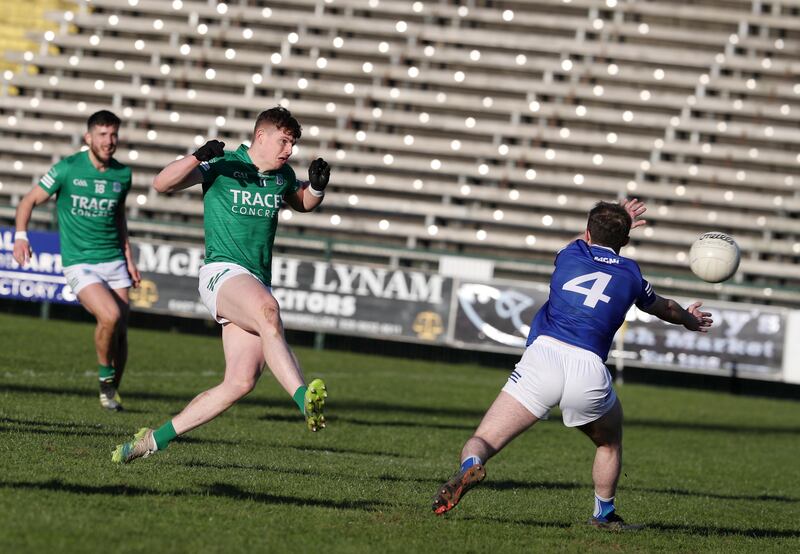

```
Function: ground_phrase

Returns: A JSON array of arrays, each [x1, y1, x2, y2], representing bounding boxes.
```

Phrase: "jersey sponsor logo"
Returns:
[[593, 256, 620, 265], [229, 188, 282, 217], [69, 194, 119, 217], [72, 178, 89, 187]]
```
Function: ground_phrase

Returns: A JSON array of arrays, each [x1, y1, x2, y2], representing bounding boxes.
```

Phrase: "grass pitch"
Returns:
[[1, 312, 799, 553]]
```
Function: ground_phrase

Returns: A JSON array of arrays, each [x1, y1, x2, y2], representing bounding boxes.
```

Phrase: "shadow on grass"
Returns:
[[258, 412, 476, 432], [424, 476, 800, 506], [174, 460, 318, 477], [459, 514, 573, 529], [624, 417, 800, 436], [0, 423, 119, 438], [260, 441, 414, 459], [483, 479, 584, 492], [646, 521, 800, 539], [1, 416, 110, 430], [0, 383, 485, 419], [0, 383, 199, 404], [0, 479, 390, 512], [457, 515, 800, 539], [631, 486, 799, 504], [0, 417, 241, 446]]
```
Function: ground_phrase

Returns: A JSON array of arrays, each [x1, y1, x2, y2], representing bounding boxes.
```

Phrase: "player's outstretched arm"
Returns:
[[284, 158, 330, 213], [153, 140, 224, 193], [641, 295, 713, 332], [12, 186, 50, 266]]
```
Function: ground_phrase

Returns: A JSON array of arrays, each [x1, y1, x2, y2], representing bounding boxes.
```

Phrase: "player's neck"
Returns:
[[586, 240, 620, 255], [87, 149, 111, 172], [248, 149, 279, 173]]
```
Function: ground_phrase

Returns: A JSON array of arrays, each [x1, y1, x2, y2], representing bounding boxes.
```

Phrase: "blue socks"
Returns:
[[593, 493, 615, 521], [460, 456, 482, 472]]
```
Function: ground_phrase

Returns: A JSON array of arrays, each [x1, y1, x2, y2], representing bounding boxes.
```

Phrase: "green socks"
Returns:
[[293, 386, 307, 415], [153, 421, 177, 451], [98, 364, 115, 383]]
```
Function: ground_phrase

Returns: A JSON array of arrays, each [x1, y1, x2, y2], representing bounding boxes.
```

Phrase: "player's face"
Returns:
[[85, 124, 119, 165], [253, 125, 296, 170]]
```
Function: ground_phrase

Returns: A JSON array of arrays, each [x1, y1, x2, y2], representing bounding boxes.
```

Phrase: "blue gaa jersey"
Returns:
[[526, 240, 656, 360]]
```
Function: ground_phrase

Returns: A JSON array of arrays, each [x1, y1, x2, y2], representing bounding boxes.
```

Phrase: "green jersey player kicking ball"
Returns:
[[14, 110, 141, 412], [113, 107, 330, 463]]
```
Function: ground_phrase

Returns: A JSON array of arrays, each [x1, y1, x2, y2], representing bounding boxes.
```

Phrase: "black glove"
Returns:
[[193, 140, 225, 162], [308, 158, 331, 193]]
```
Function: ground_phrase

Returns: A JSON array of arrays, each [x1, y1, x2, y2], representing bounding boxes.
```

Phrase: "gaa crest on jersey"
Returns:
[[113, 182, 122, 193], [276, 174, 284, 186]]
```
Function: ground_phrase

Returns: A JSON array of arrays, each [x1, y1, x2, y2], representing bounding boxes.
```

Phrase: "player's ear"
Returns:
[[584, 229, 591, 242], [83, 131, 92, 146]]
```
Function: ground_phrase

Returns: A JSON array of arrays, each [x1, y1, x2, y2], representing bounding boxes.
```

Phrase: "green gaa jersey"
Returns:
[[199, 144, 300, 285], [38, 151, 132, 266]]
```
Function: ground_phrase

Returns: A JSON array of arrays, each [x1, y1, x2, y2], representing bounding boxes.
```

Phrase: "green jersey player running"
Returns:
[[13, 110, 141, 411], [113, 107, 330, 463]]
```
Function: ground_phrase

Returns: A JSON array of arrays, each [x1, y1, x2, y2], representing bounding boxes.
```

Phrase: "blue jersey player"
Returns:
[[432, 200, 713, 530]]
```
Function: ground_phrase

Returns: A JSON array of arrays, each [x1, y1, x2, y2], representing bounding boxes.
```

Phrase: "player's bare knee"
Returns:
[[224, 376, 257, 399], [257, 302, 284, 338], [97, 305, 122, 329]]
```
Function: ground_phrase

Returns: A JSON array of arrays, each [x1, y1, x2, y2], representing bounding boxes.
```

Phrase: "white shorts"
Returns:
[[502, 336, 617, 427], [198, 262, 268, 324], [63, 260, 132, 295]]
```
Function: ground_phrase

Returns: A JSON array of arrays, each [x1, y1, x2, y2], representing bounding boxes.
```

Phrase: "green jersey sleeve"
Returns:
[[198, 159, 220, 186], [38, 157, 69, 196]]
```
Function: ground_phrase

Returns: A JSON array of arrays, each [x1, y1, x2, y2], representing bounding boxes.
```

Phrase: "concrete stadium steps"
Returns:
[[1, 0, 799, 305]]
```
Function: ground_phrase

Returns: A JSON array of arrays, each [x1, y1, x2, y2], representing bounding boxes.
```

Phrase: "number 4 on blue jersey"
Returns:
[[526, 240, 656, 360]]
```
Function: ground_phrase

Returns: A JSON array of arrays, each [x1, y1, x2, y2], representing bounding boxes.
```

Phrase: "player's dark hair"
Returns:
[[587, 201, 631, 251], [87, 110, 121, 130], [254, 106, 302, 140]]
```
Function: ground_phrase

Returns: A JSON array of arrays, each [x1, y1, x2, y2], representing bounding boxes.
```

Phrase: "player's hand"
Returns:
[[127, 261, 142, 289], [621, 198, 647, 230], [684, 301, 713, 332], [192, 140, 225, 162], [308, 158, 330, 193], [12, 237, 32, 267]]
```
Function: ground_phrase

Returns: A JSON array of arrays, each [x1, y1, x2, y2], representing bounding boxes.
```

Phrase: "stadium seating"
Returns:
[[1, 0, 799, 304]]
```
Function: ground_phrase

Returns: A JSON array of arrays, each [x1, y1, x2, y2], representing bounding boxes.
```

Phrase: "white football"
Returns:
[[689, 232, 740, 283]]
